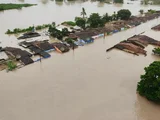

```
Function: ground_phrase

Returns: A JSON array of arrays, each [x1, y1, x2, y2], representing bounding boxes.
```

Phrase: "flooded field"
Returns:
[[0, 0, 160, 120]]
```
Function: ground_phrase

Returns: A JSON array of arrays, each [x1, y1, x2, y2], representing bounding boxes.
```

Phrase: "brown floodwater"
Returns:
[[0, 0, 160, 120]]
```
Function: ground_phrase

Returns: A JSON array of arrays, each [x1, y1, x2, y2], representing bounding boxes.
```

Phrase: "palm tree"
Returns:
[[81, 7, 87, 19]]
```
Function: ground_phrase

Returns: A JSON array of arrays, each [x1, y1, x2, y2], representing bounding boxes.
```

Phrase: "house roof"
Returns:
[[4, 47, 32, 58], [20, 56, 34, 65], [0, 52, 8, 60]]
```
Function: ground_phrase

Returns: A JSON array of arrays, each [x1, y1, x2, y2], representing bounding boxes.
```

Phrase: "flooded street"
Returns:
[[0, 0, 160, 120]]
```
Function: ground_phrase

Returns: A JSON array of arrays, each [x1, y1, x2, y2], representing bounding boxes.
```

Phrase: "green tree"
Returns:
[[48, 26, 63, 40], [102, 13, 110, 23], [113, 0, 123, 3], [75, 17, 86, 29], [81, 7, 87, 19], [88, 13, 104, 28], [62, 28, 69, 36], [137, 61, 160, 102], [139, 9, 144, 15], [112, 11, 117, 20], [117, 9, 131, 20]]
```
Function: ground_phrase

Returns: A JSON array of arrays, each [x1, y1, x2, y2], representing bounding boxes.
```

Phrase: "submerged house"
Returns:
[[39, 51, 51, 58], [19, 41, 33, 48], [18, 32, 41, 40], [28, 46, 42, 55], [80, 37, 94, 44], [4, 47, 34, 65], [34, 41, 54, 52], [19, 56, 34, 65], [74, 39, 85, 46], [128, 35, 160, 46], [51, 42, 70, 53]]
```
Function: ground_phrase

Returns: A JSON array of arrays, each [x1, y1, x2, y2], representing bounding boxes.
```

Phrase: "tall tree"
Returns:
[[75, 17, 86, 29], [102, 13, 110, 23], [88, 13, 104, 28], [81, 7, 87, 19], [137, 61, 160, 102], [117, 9, 131, 20]]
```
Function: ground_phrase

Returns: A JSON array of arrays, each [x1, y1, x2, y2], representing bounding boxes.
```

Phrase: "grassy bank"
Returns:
[[6, 24, 51, 34], [0, 3, 37, 11]]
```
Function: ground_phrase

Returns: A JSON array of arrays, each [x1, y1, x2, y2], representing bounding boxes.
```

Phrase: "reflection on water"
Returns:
[[0, 0, 160, 120]]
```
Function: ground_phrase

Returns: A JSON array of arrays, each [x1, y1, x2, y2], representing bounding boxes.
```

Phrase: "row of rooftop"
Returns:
[[1, 11, 160, 71]]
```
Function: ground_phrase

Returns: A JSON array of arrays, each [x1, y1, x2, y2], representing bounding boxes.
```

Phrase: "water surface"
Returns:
[[0, 0, 160, 120]]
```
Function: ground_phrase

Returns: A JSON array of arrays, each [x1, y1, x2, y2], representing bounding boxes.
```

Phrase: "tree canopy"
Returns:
[[75, 17, 86, 29], [137, 61, 160, 102], [117, 9, 131, 20], [87, 13, 104, 28], [102, 13, 111, 23], [48, 26, 69, 40]]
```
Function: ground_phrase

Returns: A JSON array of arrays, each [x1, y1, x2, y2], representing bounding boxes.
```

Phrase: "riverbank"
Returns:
[[0, 3, 36, 11]]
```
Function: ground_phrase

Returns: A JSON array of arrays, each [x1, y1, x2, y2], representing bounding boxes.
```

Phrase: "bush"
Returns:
[[75, 17, 86, 29], [0, 4, 36, 11], [117, 9, 131, 20], [7, 61, 17, 71], [137, 61, 160, 102], [6, 23, 52, 34], [148, 9, 156, 14]]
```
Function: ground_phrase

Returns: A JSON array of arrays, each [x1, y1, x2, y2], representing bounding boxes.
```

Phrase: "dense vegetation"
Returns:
[[75, 17, 86, 29], [0, 4, 36, 11], [152, 48, 160, 55], [7, 61, 17, 71], [117, 9, 131, 20], [88, 13, 104, 28], [6, 24, 51, 34], [48, 25, 69, 40], [137, 61, 160, 102], [62, 21, 76, 26]]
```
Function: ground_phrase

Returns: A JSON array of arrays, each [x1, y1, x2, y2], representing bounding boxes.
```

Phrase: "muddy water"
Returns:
[[1, 0, 160, 120]]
